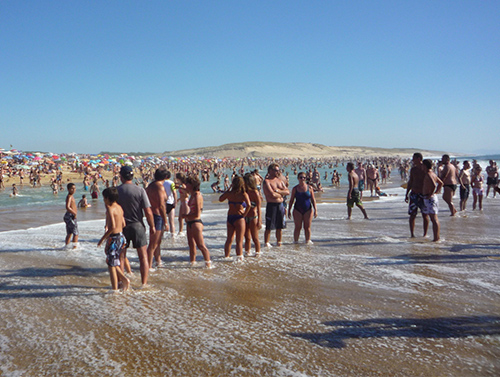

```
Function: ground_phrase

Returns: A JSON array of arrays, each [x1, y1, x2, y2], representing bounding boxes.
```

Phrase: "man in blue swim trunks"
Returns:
[[263, 163, 290, 247]]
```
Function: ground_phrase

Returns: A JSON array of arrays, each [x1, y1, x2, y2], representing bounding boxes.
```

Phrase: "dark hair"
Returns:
[[413, 152, 423, 160], [422, 159, 433, 170], [102, 187, 119, 203], [186, 175, 200, 191], [67, 183, 75, 190], [165, 170, 172, 179], [346, 162, 355, 170], [154, 168, 168, 181]]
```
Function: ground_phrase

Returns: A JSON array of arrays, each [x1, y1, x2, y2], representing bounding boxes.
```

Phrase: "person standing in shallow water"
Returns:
[[288, 172, 317, 244], [458, 160, 471, 212], [263, 163, 290, 247], [346, 162, 368, 220], [422, 159, 443, 242], [439, 154, 458, 216], [405, 153, 429, 238], [219, 176, 251, 260]]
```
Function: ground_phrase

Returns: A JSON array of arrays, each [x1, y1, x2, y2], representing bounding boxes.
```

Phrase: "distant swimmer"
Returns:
[[78, 194, 91, 208], [10, 183, 19, 197], [422, 159, 443, 242], [346, 162, 369, 220]]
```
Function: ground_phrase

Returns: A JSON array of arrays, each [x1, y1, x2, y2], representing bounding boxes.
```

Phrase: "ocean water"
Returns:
[[1, 174, 500, 376]]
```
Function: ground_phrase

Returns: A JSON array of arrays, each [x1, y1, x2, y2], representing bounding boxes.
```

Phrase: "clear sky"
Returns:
[[1, 1, 499, 155]]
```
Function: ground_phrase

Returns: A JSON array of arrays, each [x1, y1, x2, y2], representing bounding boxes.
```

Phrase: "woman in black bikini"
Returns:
[[219, 176, 251, 259], [184, 175, 212, 268]]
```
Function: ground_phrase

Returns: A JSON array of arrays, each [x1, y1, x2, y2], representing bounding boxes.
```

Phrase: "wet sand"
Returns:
[[1, 185, 499, 376]]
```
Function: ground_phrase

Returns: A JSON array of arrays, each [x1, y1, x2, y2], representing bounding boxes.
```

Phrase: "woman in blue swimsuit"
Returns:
[[219, 176, 251, 259], [288, 172, 318, 244]]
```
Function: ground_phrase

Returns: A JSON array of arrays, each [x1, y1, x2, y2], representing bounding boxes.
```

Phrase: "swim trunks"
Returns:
[[265, 202, 286, 230], [123, 222, 148, 248], [105, 233, 126, 267], [347, 189, 362, 208], [487, 177, 498, 185], [444, 184, 457, 192], [153, 214, 165, 232], [63, 212, 78, 236], [422, 195, 439, 215], [408, 192, 425, 215], [459, 184, 470, 201], [91, 191, 98, 199], [358, 180, 365, 191]]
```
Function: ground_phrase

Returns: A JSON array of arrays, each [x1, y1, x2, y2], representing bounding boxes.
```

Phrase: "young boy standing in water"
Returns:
[[64, 183, 79, 248], [98, 187, 130, 291]]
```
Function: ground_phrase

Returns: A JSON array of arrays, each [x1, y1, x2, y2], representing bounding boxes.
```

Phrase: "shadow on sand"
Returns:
[[289, 315, 500, 348]]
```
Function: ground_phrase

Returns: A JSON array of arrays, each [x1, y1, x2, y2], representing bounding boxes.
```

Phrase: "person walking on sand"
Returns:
[[422, 159, 444, 242], [439, 154, 458, 216], [146, 168, 169, 269], [263, 163, 290, 247], [64, 183, 79, 248], [346, 163, 369, 220], [98, 187, 130, 292], [405, 153, 429, 238], [117, 165, 155, 287], [288, 172, 317, 244]]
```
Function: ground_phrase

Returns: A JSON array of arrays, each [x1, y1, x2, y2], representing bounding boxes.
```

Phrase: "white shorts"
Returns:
[[422, 195, 439, 215]]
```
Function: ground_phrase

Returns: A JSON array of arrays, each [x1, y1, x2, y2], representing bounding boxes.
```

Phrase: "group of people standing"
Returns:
[[405, 153, 499, 242]]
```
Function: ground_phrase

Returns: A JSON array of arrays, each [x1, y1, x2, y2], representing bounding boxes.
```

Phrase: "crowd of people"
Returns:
[[2, 152, 498, 292]]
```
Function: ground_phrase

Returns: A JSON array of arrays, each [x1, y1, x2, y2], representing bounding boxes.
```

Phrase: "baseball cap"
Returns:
[[120, 165, 134, 179]]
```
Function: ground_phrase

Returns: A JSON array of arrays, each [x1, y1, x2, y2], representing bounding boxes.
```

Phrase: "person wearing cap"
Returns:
[[117, 165, 155, 287]]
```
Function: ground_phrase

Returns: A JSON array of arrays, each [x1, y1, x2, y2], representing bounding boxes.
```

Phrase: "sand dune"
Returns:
[[163, 141, 449, 159]]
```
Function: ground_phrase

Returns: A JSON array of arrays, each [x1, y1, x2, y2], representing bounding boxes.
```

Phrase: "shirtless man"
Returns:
[[422, 159, 444, 242], [458, 160, 471, 211], [405, 153, 429, 238], [355, 162, 366, 200], [485, 160, 498, 198], [366, 164, 379, 197], [439, 154, 458, 216], [346, 162, 369, 219], [263, 163, 290, 247], [146, 168, 169, 268]]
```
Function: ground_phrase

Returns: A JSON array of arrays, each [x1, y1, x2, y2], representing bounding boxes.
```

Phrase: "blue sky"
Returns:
[[1, 1, 499, 155]]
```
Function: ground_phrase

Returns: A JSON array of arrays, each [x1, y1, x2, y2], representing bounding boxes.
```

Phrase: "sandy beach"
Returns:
[[1, 158, 499, 376]]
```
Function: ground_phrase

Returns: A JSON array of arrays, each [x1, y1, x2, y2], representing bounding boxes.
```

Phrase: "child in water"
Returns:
[[98, 187, 130, 291]]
